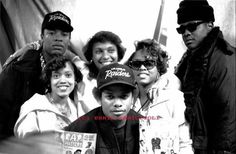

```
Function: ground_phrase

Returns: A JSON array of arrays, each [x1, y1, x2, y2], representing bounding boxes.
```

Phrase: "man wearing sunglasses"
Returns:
[[175, 0, 236, 154]]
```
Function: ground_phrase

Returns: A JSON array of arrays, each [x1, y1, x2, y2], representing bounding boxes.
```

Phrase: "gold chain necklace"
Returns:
[[47, 94, 71, 117], [40, 53, 46, 71]]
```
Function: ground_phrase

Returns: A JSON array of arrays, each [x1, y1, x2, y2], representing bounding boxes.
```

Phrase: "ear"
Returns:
[[92, 87, 101, 101], [207, 22, 214, 29], [133, 83, 139, 97]]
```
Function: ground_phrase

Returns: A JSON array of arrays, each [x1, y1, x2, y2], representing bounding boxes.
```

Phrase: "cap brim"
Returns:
[[45, 21, 73, 32], [98, 81, 136, 90]]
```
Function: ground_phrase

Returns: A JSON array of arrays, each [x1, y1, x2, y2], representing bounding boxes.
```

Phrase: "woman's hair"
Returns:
[[42, 56, 83, 93], [83, 31, 126, 79], [126, 39, 169, 75]]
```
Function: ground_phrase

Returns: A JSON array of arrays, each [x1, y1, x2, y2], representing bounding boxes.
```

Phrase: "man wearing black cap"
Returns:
[[65, 63, 141, 154], [0, 11, 74, 141], [175, 0, 236, 153]]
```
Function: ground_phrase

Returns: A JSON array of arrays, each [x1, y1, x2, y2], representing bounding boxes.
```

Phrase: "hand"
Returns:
[[3, 40, 42, 68], [16, 40, 42, 61], [147, 87, 158, 102]]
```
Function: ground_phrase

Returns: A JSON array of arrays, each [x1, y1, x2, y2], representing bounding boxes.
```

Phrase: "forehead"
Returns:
[[93, 41, 117, 49], [132, 49, 152, 60]]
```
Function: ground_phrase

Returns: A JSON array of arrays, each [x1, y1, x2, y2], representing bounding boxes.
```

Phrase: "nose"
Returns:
[[139, 64, 147, 71], [183, 29, 191, 36], [101, 50, 110, 60], [113, 99, 123, 108], [54, 31, 63, 41], [59, 75, 67, 83]]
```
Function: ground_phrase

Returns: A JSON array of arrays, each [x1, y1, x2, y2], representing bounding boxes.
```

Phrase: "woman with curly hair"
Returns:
[[78, 31, 126, 112], [126, 39, 193, 154], [83, 30, 125, 79], [14, 56, 83, 138]]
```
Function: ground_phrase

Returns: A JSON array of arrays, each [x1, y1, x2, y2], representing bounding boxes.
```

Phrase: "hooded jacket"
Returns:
[[14, 93, 78, 138], [133, 74, 193, 154]]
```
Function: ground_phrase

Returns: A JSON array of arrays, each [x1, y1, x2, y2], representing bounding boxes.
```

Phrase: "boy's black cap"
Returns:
[[97, 63, 136, 90], [41, 11, 73, 32]]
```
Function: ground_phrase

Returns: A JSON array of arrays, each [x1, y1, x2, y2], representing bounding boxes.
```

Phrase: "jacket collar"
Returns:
[[96, 107, 140, 150]]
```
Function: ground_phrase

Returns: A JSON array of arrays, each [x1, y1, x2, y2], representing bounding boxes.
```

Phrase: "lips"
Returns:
[[184, 38, 194, 44], [100, 61, 113, 66], [52, 44, 64, 50], [111, 110, 126, 116], [58, 85, 69, 91], [138, 73, 149, 78]]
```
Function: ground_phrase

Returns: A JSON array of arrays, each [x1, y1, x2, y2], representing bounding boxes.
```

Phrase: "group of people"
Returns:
[[0, 0, 235, 154]]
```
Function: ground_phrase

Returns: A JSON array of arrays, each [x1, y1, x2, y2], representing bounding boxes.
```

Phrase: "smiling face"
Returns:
[[50, 62, 75, 99], [100, 84, 133, 121], [92, 42, 119, 70], [131, 49, 159, 89]]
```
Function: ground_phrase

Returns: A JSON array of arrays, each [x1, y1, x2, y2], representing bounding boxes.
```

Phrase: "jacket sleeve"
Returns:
[[206, 48, 236, 148], [0, 63, 19, 139], [172, 90, 193, 154], [14, 111, 40, 138], [178, 122, 193, 154]]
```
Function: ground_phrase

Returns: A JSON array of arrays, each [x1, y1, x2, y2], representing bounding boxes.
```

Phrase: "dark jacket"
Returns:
[[175, 27, 236, 153], [0, 49, 44, 140], [65, 107, 141, 154]]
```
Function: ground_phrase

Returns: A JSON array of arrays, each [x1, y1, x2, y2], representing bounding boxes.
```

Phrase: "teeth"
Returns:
[[102, 62, 111, 65], [59, 86, 67, 90], [139, 74, 148, 78]]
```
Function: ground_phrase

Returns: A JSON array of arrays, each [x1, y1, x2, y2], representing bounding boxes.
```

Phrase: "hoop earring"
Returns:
[[74, 81, 78, 85]]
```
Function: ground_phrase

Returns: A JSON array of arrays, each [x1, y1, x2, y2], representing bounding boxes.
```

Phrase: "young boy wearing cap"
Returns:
[[0, 11, 74, 140], [65, 63, 141, 154], [175, 0, 236, 153]]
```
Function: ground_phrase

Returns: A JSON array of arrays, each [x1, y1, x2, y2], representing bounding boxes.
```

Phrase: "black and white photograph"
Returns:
[[0, 0, 235, 153]]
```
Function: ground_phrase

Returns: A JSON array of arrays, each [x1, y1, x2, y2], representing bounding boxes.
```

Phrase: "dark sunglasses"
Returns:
[[129, 60, 156, 70], [176, 21, 204, 34]]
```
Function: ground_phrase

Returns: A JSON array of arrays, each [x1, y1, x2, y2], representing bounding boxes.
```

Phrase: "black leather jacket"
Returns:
[[0, 48, 44, 140], [175, 27, 236, 153]]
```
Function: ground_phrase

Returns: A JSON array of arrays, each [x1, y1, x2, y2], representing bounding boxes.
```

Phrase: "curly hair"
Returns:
[[42, 56, 83, 93], [83, 31, 126, 79], [126, 39, 169, 75]]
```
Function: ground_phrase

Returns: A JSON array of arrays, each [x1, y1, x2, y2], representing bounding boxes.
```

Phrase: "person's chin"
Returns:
[[138, 79, 149, 85], [114, 113, 128, 120], [99, 62, 112, 69], [51, 49, 66, 56], [57, 92, 70, 98]]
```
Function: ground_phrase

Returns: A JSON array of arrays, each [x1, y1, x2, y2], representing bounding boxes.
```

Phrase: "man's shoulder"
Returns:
[[65, 107, 100, 132], [2, 49, 41, 73], [128, 109, 144, 120], [210, 41, 235, 67]]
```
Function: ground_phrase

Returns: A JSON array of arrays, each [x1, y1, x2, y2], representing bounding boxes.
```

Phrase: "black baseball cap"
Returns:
[[41, 11, 73, 33], [97, 63, 136, 90]]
